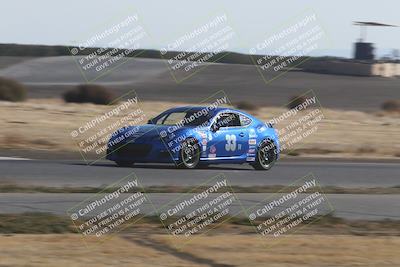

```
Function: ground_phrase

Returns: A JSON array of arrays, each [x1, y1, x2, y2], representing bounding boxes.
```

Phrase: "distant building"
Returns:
[[301, 59, 400, 78], [354, 42, 375, 60]]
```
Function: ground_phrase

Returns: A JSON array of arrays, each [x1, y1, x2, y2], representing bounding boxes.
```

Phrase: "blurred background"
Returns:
[[0, 1, 399, 266]]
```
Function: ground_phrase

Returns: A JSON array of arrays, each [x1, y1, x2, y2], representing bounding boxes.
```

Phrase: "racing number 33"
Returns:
[[225, 134, 236, 151]]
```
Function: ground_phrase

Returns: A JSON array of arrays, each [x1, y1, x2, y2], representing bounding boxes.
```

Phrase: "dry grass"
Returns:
[[0, 234, 204, 267], [155, 234, 400, 267], [0, 233, 399, 267], [0, 99, 399, 158]]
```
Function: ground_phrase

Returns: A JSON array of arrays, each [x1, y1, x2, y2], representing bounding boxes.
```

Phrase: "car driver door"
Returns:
[[207, 112, 248, 159]]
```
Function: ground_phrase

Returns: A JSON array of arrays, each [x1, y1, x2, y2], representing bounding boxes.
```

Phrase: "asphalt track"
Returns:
[[0, 193, 399, 221], [0, 157, 399, 188], [1, 157, 399, 221]]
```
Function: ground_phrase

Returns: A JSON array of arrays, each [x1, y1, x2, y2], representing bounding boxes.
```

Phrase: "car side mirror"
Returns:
[[147, 118, 154, 124]]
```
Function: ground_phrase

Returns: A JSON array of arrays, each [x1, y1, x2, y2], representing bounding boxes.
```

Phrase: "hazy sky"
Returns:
[[1, 0, 399, 58]]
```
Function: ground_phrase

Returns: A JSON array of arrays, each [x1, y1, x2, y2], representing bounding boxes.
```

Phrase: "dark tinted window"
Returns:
[[216, 113, 241, 128], [155, 111, 211, 126]]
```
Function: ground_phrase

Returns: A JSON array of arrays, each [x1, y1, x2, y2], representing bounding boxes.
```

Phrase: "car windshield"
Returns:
[[155, 110, 212, 126]]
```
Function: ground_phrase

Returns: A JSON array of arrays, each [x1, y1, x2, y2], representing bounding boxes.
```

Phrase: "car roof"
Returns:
[[165, 106, 254, 118], [167, 106, 227, 112]]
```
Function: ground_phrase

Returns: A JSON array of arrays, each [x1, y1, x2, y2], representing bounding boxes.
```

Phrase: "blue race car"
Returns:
[[106, 106, 279, 170]]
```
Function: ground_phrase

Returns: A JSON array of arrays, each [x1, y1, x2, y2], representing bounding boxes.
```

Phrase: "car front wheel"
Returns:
[[252, 139, 277, 170], [179, 138, 200, 169]]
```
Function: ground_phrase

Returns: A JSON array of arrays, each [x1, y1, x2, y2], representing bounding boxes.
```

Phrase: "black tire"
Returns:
[[115, 160, 134, 167], [252, 139, 277, 170], [178, 138, 201, 169]]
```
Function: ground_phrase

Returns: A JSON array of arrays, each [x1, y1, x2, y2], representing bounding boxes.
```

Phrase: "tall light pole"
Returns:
[[353, 21, 398, 42], [353, 21, 398, 60]]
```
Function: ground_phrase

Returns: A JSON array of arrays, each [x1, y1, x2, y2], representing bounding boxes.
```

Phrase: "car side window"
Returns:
[[162, 112, 187, 125], [216, 113, 241, 128], [154, 113, 168, 125], [239, 114, 252, 126]]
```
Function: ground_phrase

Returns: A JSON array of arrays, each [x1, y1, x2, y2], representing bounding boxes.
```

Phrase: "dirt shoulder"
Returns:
[[0, 233, 399, 267], [1, 213, 399, 266], [0, 99, 399, 159]]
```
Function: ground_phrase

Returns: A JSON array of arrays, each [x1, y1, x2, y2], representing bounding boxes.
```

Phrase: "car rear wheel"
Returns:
[[115, 160, 134, 167], [252, 139, 277, 170], [179, 138, 200, 169]]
